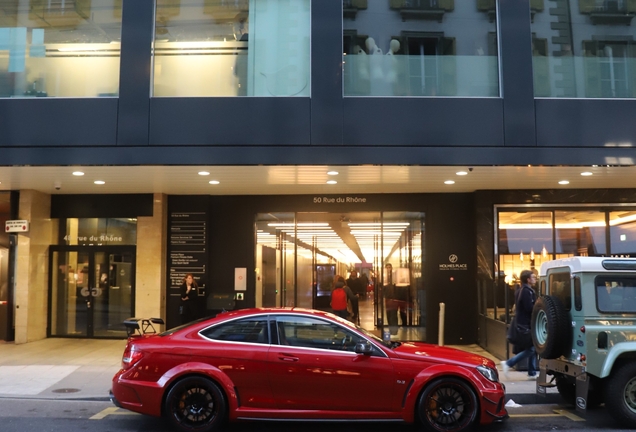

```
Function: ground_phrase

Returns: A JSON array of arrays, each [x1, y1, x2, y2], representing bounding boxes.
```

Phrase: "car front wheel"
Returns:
[[164, 376, 226, 432], [417, 377, 478, 432]]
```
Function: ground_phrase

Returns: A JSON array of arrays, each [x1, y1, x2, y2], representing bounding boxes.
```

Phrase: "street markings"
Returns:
[[509, 409, 585, 422], [90, 407, 139, 420]]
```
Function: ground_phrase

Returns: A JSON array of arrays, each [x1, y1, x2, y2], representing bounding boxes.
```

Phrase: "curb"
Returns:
[[505, 393, 561, 405]]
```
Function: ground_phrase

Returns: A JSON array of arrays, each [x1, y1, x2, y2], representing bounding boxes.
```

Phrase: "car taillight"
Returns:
[[122, 345, 144, 370]]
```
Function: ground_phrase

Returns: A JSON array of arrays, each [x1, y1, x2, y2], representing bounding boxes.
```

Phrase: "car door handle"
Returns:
[[278, 354, 299, 362]]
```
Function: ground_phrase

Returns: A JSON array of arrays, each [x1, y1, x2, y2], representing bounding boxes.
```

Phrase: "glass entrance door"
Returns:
[[49, 246, 135, 338]]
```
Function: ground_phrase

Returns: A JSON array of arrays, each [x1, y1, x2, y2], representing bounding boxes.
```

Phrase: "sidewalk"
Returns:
[[0, 339, 558, 404]]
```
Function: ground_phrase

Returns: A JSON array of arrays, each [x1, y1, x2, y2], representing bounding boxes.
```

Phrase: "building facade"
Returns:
[[2, 0, 636, 361]]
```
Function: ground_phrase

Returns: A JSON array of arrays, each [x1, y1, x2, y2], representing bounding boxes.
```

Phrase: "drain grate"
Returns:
[[52, 388, 80, 393]]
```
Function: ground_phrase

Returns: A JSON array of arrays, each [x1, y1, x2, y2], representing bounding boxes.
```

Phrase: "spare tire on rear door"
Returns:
[[531, 295, 571, 359]]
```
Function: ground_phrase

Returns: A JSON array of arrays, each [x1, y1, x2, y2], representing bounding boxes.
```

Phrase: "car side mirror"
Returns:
[[354, 341, 373, 355]]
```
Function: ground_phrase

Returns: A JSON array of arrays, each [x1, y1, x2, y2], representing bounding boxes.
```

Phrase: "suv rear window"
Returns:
[[549, 272, 572, 311], [596, 276, 636, 313]]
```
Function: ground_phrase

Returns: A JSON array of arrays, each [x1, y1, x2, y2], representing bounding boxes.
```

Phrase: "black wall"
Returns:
[[166, 193, 477, 344]]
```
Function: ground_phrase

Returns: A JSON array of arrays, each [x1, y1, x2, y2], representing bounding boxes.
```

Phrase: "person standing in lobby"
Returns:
[[346, 270, 365, 325], [501, 269, 538, 379], [180, 273, 199, 325]]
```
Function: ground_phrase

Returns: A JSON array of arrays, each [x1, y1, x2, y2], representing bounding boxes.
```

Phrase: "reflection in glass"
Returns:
[[0, 0, 122, 98], [343, 0, 499, 97], [555, 210, 606, 255], [63, 218, 137, 246], [610, 210, 636, 255], [531, 0, 636, 98], [153, 0, 310, 97]]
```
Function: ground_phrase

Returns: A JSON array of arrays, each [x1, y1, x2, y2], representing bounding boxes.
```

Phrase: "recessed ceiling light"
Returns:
[[209, 180, 220, 185], [94, 180, 105, 185], [198, 171, 210, 176], [558, 180, 569, 185], [327, 180, 337, 184], [327, 171, 339, 176], [444, 180, 455, 185], [72, 171, 84, 176], [456, 171, 468, 176], [581, 172, 593, 176]]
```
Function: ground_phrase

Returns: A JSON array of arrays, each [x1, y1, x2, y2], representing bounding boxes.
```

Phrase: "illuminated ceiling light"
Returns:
[[456, 171, 468, 176], [444, 180, 455, 185], [520, 250, 524, 262], [198, 171, 210, 176], [327, 180, 337, 184], [542, 245, 547, 258], [530, 248, 535, 260], [94, 180, 105, 185], [209, 180, 220, 184], [558, 180, 570, 185], [72, 171, 84, 176], [581, 172, 593, 176], [327, 171, 339, 175]]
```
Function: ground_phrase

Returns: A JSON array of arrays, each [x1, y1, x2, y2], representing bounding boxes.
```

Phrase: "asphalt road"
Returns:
[[0, 398, 631, 432]]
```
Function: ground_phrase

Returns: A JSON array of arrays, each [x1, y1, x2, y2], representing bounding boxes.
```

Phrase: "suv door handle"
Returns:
[[278, 354, 299, 362]]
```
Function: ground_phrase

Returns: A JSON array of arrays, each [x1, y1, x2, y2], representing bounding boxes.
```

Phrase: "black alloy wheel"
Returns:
[[418, 377, 478, 432], [165, 376, 226, 432]]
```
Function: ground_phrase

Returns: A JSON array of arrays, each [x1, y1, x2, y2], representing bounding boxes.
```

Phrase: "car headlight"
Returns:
[[476, 365, 499, 383]]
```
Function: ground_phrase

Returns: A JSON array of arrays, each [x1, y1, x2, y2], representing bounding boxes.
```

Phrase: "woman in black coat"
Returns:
[[180, 273, 199, 324]]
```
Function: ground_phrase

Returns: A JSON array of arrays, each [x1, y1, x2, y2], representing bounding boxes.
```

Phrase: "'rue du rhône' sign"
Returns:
[[313, 196, 367, 204]]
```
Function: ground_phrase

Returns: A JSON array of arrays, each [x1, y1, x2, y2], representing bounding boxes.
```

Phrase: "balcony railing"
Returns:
[[343, 0, 367, 20], [389, 0, 454, 22], [584, 0, 636, 25]]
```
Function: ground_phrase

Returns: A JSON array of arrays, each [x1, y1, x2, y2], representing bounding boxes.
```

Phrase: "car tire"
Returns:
[[531, 295, 570, 359], [164, 376, 226, 432], [604, 362, 636, 428], [417, 377, 478, 432]]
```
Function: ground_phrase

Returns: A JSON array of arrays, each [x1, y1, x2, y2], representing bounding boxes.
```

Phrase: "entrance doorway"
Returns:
[[255, 211, 425, 339], [49, 246, 135, 338]]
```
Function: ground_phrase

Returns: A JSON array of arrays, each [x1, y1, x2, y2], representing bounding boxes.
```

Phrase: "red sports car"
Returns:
[[111, 308, 507, 432]]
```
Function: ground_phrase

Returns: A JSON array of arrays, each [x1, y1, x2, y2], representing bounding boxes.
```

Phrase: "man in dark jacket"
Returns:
[[346, 270, 365, 325], [501, 269, 537, 379]]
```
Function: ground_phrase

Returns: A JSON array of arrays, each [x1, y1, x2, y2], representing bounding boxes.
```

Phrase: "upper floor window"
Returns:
[[531, 0, 636, 98], [343, 0, 499, 97], [153, 0, 311, 97], [0, 0, 122, 98]]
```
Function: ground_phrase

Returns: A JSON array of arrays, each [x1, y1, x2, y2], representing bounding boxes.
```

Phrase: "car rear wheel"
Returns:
[[417, 377, 478, 432], [531, 295, 570, 359], [605, 362, 636, 428], [165, 376, 226, 432]]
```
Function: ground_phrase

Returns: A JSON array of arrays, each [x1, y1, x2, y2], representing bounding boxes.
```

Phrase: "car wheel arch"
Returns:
[[159, 363, 238, 416], [401, 366, 481, 423]]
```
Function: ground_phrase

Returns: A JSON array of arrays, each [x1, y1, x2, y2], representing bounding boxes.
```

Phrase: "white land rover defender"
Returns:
[[533, 257, 636, 427]]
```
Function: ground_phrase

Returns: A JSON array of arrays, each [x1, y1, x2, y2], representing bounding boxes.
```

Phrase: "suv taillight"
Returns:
[[122, 344, 144, 370]]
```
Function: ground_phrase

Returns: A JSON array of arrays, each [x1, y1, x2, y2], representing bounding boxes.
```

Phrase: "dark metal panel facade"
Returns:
[[310, 0, 344, 145], [536, 99, 636, 148], [498, 0, 536, 147], [343, 98, 505, 147], [116, 0, 154, 145], [149, 98, 311, 145], [0, 99, 118, 146]]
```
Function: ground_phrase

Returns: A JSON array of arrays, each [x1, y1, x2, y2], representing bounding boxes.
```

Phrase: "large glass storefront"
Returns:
[[49, 218, 136, 338], [255, 211, 424, 339], [488, 205, 636, 325]]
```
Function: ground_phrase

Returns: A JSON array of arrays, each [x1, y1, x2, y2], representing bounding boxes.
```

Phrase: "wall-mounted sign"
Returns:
[[312, 196, 367, 204], [439, 254, 468, 271], [235, 268, 247, 291], [5, 220, 29, 233]]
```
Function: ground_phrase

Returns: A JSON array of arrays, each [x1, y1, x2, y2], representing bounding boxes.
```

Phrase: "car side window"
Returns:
[[200, 317, 269, 344], [596, 276, 636, 313], [549, 272, 572, 311], [275, 315, 365, 353]]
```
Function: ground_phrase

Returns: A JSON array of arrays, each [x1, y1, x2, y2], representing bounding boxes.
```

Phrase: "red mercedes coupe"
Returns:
[[111, 308, 507, 432]]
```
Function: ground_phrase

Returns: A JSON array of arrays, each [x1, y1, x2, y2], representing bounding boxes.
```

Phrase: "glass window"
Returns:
[[555, 210, 606, 256], [0, 0, 122, 98], [610, 210, 636, 255], [531, 0, 636, 98], [62, 218, 137, 245], [343, 0, 499, 97], [549, 271, 572, 311], [200, 317, 269, 343], [596, 276, 636, 312], [153, 0, 310, 97], [276, 315, 365, 352]]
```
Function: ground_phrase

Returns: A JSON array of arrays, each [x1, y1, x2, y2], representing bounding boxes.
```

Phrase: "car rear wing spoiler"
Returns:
[[123, 317, 165, 337]]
